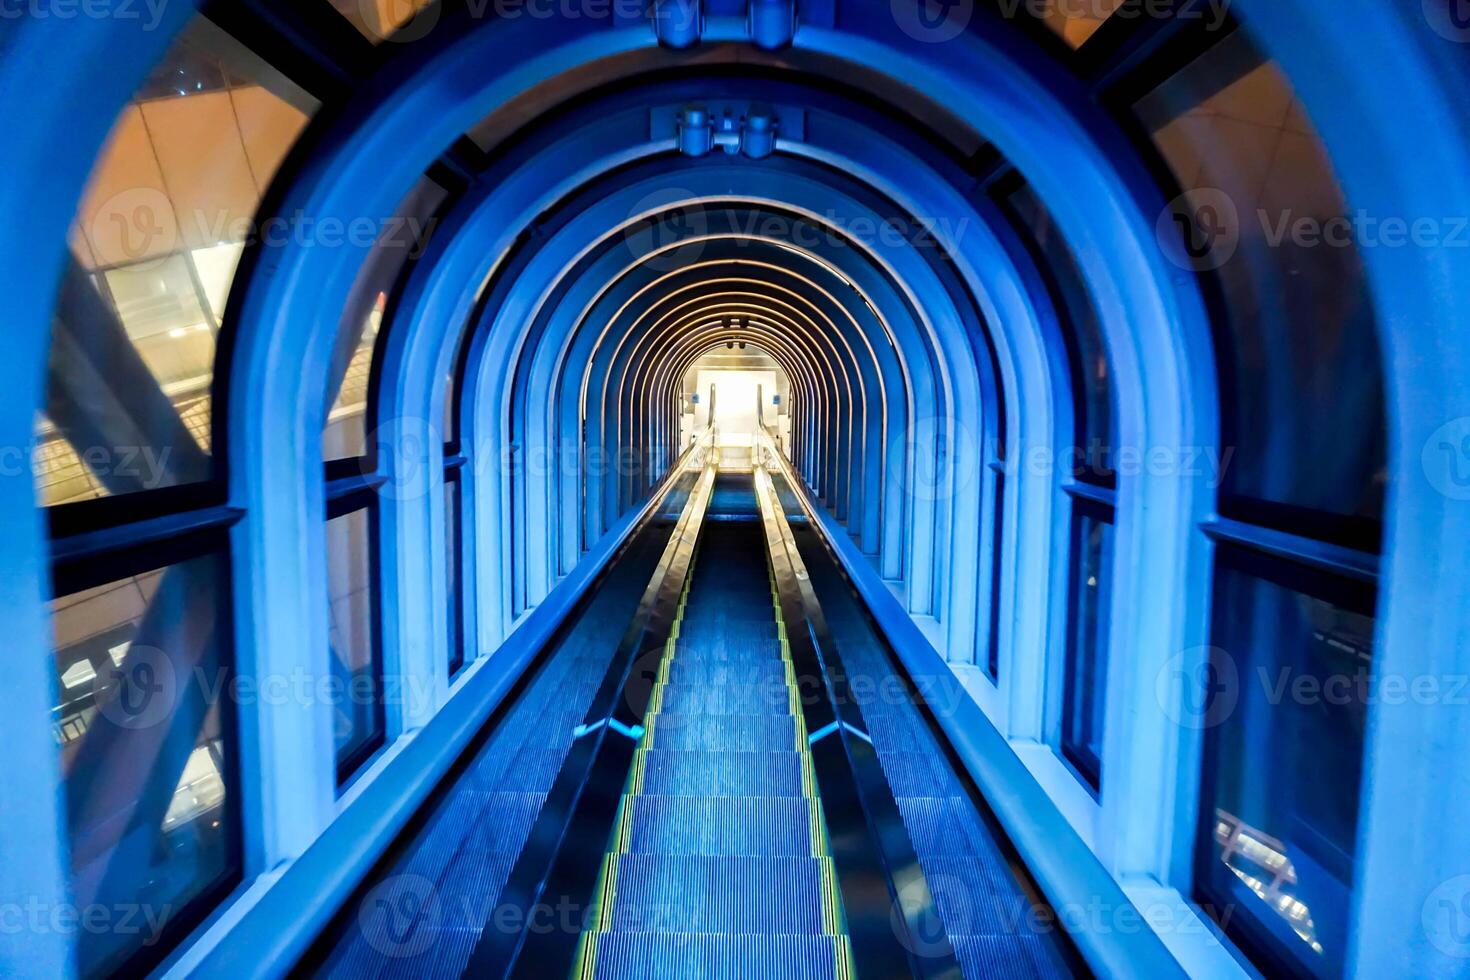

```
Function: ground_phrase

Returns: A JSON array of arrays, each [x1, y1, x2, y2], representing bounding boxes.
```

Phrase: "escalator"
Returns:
[[577, 512, 850, 977], [300, 461, 1083, 979]]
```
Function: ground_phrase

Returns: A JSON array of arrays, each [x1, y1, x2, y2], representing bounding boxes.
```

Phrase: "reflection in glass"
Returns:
[[327, 506, 384, 780], [38, 17, 317, 506], [446, 475, 465, 677], [50, 550, 239, 978], [1003, 183, 1115, 484], [1198, 553, 1374, 977], [325, 177, 447, 460], [1137, 30, 1386, 536], [326, 0, 436, 43], [1061, 510, 1112, 791]]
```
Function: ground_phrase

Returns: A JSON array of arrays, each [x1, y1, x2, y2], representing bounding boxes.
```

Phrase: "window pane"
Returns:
[[324, 177, 447, 461], [446, 475, 465, 677], [327, 506, 384, 780], [326, 0, 436, 43], [985, 470, 1005, 681], [1197, 551, 1374, 977], [1040, 0, 1124, 48], [50, 550, 240, 977], [1137, 30, 1386, 537], [1061, 509, 1112, 790], [39, 17, 317, 506], [1004, 184, 1115, 484]]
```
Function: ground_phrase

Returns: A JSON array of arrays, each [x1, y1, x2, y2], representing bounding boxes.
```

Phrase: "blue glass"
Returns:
[[326, 506, 384, 781], [1197, 550, 1375, 978], [1061, 509, 1113, 791], [50, 550, 240, 977], [1137, 30, 1386, 543], [446, 474, 465, 678], [1002, 183, 1116, 486]]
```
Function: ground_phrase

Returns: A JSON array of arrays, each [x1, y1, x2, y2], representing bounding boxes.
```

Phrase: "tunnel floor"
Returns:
[[301, 471, 1082, 979]]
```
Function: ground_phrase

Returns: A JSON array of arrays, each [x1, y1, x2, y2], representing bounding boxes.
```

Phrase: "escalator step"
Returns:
[[587, 932, 847, 980], [671, 639, 784, 664], [600, 855, 829, 934], [915, 856, 1046, 937], [658, 680, 791, 716], [625, 795, 814, 856], [465, 747, 571, 793], [639, 750, 806, 797], [895, 796, 1014, 859], [872, 750, 964, 799], [948, 934, 1073, 980], [649, 713, 798, 752], [666, 659, 788, 686]]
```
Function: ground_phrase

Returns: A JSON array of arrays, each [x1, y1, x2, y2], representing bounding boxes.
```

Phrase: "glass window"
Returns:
[[39, 17, 317, 507], [1196, 547, 1374, 978], [324, 177, 447, 461], [326, 0, 436, 43], [446, 473, 465, 678], [50, 549, 240, 978], [1137, 29, 1386, 541], [985, 469, 1005, 681], [1061, 507, 1113, 791], [1003, 183, 1115, 485], [1040, 0, 1124, 48], [326, 506, 384, 781]]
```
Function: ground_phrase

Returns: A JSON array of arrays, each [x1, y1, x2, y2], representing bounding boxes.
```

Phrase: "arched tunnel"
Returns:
[[4, 2, 1470, 977]]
